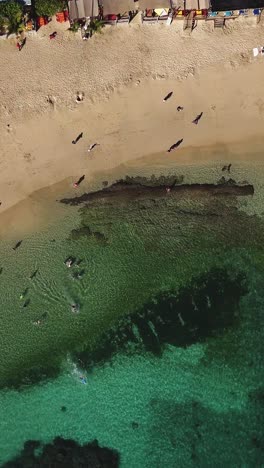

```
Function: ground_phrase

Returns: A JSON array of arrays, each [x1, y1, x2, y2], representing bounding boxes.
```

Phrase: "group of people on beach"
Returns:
[[163, 91, 203, 154], [71, 132, 99, 187]]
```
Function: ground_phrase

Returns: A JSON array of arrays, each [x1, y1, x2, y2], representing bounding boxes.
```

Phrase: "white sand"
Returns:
[[1, 17, 264, 214]]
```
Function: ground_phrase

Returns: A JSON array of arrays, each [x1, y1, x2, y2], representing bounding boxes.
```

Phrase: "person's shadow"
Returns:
[[72, 133, 83, 144]]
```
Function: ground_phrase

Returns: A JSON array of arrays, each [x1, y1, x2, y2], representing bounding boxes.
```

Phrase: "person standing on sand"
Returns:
[[73, 175, 85, 187]]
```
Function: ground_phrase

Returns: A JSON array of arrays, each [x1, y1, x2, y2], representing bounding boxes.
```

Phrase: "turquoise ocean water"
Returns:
[[0, 162, 263, 466]]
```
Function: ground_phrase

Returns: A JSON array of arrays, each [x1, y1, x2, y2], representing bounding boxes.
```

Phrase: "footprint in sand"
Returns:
[[24, 153, 35, 163], [46, 95, 56, 109]]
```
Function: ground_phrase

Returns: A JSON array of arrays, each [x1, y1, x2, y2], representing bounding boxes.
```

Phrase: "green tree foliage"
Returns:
[[0, 1, 24, 34], [86, 19, 104, 37], [35, 0, 65, 17], [69, 21, 80, 32]]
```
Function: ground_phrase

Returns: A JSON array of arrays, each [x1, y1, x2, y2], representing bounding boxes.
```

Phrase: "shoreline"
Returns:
[[1, 23, 264, 220]]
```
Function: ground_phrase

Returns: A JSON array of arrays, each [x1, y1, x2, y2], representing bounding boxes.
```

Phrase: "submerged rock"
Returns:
[[2, 437, 119, 468], [60, 176, 254, 206]]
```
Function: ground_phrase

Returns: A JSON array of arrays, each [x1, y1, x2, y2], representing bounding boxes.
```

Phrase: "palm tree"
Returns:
[[86, 19, 104, 37]]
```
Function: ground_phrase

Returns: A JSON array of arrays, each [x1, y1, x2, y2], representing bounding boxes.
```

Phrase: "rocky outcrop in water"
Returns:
[[60, 176, 254, 206], [2, 437, 119, 468]]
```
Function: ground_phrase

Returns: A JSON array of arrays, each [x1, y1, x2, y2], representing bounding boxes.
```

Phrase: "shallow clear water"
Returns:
[[0, 164, 263, 466]]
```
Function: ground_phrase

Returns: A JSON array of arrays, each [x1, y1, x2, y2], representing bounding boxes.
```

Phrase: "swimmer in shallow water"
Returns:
[[64, 257, 76, 268], [20, 287, 29, 299], [71, 303, 80, 313]]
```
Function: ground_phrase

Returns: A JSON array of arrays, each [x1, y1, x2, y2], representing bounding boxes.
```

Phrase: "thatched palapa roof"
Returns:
[[102, 0, 135, 15], [68, 0, 99, 20], [138, 0, 171, 8], [185, 0, 209, 9]]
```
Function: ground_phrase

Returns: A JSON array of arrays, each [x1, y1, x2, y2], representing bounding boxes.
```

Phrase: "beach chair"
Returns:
[[103, 14, 118, 25], [253, 8, 261, 15], [214, 15, 225, 28], [173, 9, 184, 19], [253, 46, 264, 57], [224, 11, 233, 17], [117, 12, 130, 23], [157, 9, 170, 21], [37, 16, 49, 28], [56, 12, 65, 23], [143, 9, 158, 22]]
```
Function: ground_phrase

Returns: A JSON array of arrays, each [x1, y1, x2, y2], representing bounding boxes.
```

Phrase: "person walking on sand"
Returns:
[[163, 92, 173, 102], [167, 139, 183, 153], [88, 143, 99, 152], [73, 175, 85, 188]]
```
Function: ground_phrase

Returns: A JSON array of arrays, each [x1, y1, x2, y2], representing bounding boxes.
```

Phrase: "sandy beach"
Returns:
[[1, 16, 264, 216]]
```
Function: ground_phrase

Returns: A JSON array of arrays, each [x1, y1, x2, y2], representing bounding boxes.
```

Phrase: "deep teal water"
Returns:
[[0, 171, 263, 466]]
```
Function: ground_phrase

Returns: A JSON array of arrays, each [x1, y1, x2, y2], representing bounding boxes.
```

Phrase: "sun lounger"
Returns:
[[195, 9, 208, 18], [143, 10, 158, 22], [173, 9, 185, 19], [143, 16, 158, 22], [56, 12, 66, 22], [117, 13, 130, 23], [253, 46, 264, 57], [37, 16, 49, 28], [103, 14, 118, 24], [157, 9, 170, 21]]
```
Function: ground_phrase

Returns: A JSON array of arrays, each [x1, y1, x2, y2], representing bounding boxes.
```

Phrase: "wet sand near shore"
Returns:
[[0, 137, 264, 240]]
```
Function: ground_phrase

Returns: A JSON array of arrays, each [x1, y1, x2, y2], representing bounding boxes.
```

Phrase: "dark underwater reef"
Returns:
[[148, 390, 264, 466], [72, 267, 247, 369], [1, 437, 119, 468]]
